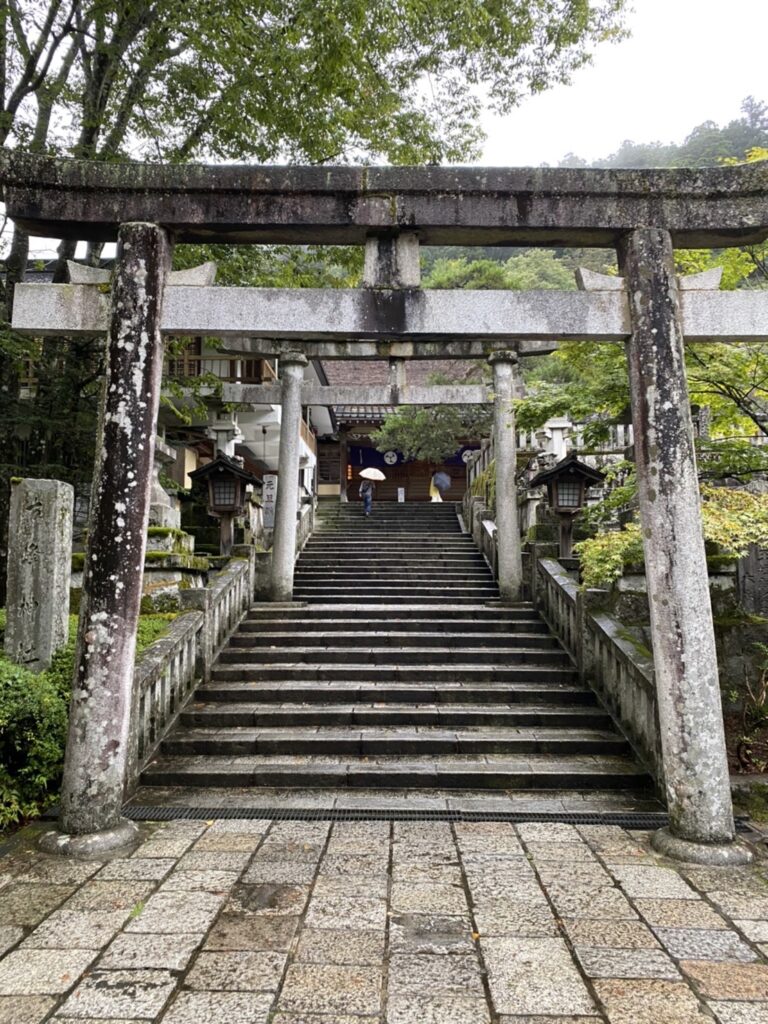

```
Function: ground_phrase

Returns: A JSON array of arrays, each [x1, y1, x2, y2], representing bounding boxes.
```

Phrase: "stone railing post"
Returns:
[[619, 228, 750, 864], [232, 543, 257, 601], [488, 350, 522, 602], [5, 478, 73, 671], [179, 588, 214, 681], [43, 222, 172, 857], [271, 352, 308, 601]]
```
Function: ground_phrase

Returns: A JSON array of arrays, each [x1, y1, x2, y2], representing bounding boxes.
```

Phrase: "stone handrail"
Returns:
[[124, 555, 254, 794], [536, 557, 663, 788]]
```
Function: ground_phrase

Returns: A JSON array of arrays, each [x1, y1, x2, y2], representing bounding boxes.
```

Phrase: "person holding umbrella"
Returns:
[[430, 470, 451, 502], [359, 467, 385, 516]]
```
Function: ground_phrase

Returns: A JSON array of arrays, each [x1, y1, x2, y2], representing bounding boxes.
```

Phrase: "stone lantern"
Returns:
[[529, 453, 605, 558], [189, 452, 260, 555]]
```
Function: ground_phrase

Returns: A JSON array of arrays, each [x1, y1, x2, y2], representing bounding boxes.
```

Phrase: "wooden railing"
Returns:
[[164, 355, 275, 384], [125, 554, 254, 793], [300, 417, 317, 455]]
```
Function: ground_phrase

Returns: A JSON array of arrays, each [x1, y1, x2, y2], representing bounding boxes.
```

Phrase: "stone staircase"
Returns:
[[138, 501, 653, 802]]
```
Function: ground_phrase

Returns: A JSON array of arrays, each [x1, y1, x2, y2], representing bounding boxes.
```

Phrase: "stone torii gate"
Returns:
[[3, 153, 768, 864]]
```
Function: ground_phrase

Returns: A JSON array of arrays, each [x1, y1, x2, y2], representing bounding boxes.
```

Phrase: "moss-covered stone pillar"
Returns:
[[619, 228, 750, 865], [43, 223, 172, 857], [488, 350, 522, 602], [271, 352, 308, 602]]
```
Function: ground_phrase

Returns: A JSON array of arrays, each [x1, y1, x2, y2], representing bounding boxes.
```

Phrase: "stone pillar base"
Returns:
[[38, 819, 140, 860], [651, 826, 753, 866]]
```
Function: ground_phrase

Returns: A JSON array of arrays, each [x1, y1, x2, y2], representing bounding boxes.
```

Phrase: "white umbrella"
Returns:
[[359, 467, 386, 481]]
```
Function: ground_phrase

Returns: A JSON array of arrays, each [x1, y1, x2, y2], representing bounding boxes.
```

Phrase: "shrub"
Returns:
[[574, 524, 644, 588], [0, 611, 176, 830]]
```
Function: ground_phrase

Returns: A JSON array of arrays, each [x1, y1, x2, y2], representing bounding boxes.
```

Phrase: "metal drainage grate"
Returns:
[[119, 804, 691, 830]]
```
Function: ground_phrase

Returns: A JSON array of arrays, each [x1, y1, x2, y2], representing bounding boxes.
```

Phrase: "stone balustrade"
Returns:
[[125, 555, 254, 794], [535, 557, 663, 788]]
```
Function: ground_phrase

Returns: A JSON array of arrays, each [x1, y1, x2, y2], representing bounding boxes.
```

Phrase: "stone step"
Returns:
[[160, 726, 630, 757], [141, 753, 650, 791], [244, 605, 540, 621], [294, 569, 494, 580], [294, 595, 501, 605], [293, 586, 500, 598], [180, 702, 614, 728], [237, 619, 549, 635], [230, 630, 556, 647], [217, 646, 571, 667], [197, 680, 592, 704], [209, 663, 575, 683]]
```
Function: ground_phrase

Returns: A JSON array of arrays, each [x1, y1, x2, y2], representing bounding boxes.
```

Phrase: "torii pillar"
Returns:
[[271, 352, 308, 601], [41, 222, 172, 857], [620, 228, 750, 864], [488, 350, 523, 602]]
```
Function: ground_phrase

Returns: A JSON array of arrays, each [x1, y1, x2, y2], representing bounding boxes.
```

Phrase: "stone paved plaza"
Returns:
[[1, 818, 768, 1022]]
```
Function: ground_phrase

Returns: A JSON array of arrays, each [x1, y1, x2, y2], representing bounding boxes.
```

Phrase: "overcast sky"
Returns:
[[480, 0, 766, 166]]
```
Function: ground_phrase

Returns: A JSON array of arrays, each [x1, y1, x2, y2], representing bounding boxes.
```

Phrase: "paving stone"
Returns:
[[294, 928, 385, 965], [389, 914, 475, 955], [707, 1001, 768, 1023], [680, 961, 768, 999], [100, 933, 204, 971], [0, 927, 22, 957], [319, 854, 388, 877], [734, 919, 768, 942], [574, 947, 681, 980], [304, 894, 387, 930], [390, 883, 467, 916], [126, 890, 226, 934], [158, 990, 273, 1024], [56, 970, 176, 1019], [0, 948, 98, 995], [562, 919, 659, 949], [268, 822, 330, 842], [23, 910, 130, 949], [192, 834, 265, 853], [159, 869, 240, 892], [313, 874, 388, 900], [681, 868, 768, 895], [15, 861, 100, 886], [63, 881, 156, 912], [391, 861, 462, 885], [96, 859, 176, 882], [254, 842, 324, 865], [0, 995, 57, 1024], [654, 928, 758, 962], [517, 823, 582, 842], [610, 866, 698, 900], [51, 1019, 148, 1023], [0, 883, 76, 927], [482, 936, 596, 1016], [386, 994, 491, 1023], [634, 899, 729, 929], [273, 1017, 376, 1024], [204, 913, 299, 951], [242, 861, 317, 885], [277, 964, 382, 1015], [496, 1017, 601, 1023], [536, 863, 612, 888], [593, 979, 707, 1023], [707, 893, 768, 919], [226, 883, 310, 917], [473, 899, 558, 937], [184, 950, 286, 991], [387, 952, 484, 997], [203, 819, 272, 835], [548, 886, 638, 920], [525, 841, 599, 862], [176, 850, 252, 873]]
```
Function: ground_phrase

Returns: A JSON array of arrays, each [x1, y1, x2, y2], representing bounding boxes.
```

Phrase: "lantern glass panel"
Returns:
[[556, 479, 581, 508], [212, 478, 237, 506]]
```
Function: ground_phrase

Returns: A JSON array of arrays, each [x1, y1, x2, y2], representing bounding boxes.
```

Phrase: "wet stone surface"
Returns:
[[1, 818, 768, 1021]]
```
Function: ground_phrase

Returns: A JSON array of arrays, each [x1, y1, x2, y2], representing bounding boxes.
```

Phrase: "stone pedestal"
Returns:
[[5, 478, 74, 671]]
